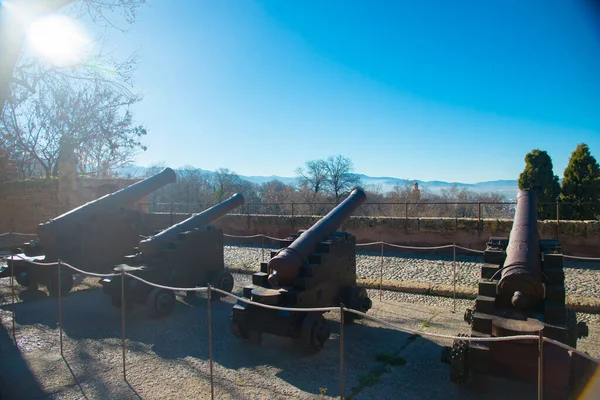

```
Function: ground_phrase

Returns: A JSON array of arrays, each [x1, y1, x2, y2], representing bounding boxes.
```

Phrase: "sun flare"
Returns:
[[26, 15, 90, 66]]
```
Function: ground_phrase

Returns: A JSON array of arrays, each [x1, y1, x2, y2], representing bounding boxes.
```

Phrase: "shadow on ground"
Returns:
[[0, 321, 47, 399], [1, 286, 547, 399]]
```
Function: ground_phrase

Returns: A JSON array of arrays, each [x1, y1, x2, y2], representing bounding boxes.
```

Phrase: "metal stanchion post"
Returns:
[[478, 202, 482, 232], [453, 243, 457, 313], [556, 201, 560, 240], [340, 304, 345, 400], [58, 260, 63, 356], [10, 253, 15, 342], [379, 242, 384, 302], [207, 285, 215, 400], [538, 331, 544, 400], [121, 270, 127, 381]]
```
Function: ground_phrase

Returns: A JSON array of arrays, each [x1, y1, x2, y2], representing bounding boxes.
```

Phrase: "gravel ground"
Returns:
[[1, 274, 599, 400], [224, 244, 600, 299], [0, 245, 598, 399]]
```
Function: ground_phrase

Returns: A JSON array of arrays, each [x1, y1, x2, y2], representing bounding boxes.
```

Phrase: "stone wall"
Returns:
[[141, 213, 600, 257], [0, 177, 139, 234], [1, 183, 598, 256]]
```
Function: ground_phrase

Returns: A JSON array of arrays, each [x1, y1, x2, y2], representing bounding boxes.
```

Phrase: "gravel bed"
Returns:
[[224, 244, 600, 298]]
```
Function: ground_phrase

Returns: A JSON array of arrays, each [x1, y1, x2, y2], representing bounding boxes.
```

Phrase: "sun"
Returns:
[[26, 15, 90, 66]]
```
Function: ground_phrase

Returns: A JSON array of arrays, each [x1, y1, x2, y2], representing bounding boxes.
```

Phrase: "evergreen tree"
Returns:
[[518, 149, 560, 219], [560, 143, 600, 220]]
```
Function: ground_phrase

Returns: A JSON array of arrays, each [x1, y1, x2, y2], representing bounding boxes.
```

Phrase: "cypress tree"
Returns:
[[560, 143, 600, 220], [518, 149, 560, 219]]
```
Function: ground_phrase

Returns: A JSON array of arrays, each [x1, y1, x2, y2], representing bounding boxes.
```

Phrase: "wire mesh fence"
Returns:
[[143, 201, 600, 222]]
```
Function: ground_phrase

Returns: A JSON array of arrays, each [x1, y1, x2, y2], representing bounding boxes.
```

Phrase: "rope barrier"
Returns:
[[454, 245, 485, 254], [220, 233, 599, 260], [124, 272, 209, 292], [0, 232, 37, 237], [262, 235, 286, 241], [563, 255, 600, 262], [223, 234, 265, 239], [2, 231, 598, 260], [543, 337, 600, 364], [214, 288, 598, 362], [14, 254, 58, 266], [211, 287, 339, 313], [356, 241, 384, 247], [343, 307, 540, 343], [384, 243, 455, 251], [60, 261, 118, 278], [4, 253, 599, 372]]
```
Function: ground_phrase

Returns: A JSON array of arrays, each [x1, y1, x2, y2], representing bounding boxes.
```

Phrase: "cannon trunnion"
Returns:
[[230, 189, 372, 353], [441, 190, 593, 398], [101, 194, 244, 318]]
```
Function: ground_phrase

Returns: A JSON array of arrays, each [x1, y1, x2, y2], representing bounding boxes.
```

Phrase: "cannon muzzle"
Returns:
[[268, 188, 366, 286], [138, 193, 245, 255], [38, 167, 177, 236], [498, 190, 544, 308]]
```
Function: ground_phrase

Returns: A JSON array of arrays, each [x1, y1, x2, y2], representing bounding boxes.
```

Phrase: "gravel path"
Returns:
[[1, 246, 599, 400], [224, 244, 600, 298], [1, 275, 598, 400]]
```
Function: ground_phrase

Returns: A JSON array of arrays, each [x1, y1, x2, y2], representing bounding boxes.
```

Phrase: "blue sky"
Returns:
[[85, 0, 600, 183]]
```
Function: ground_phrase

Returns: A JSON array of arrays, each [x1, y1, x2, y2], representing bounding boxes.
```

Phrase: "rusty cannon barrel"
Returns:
[[268, 188, 367, 286], [498, 190, 544, 309], [38, 167, 177, 236], [138, 193, 245, 255]]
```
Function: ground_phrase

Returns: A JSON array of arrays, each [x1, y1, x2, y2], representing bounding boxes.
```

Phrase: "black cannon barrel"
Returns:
[[267, 188, 367, 286], [498, 190, 544, 309], [138, 193, 245, 255], [38, 167, 177, 235]]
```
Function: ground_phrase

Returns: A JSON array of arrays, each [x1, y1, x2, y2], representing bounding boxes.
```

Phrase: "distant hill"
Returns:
[[116, 166, 519, 200]]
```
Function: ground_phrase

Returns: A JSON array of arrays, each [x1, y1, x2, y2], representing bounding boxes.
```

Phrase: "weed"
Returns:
[[347, 334, 418, 399], [375, 350, 406, 367], [319, 387, 327, 399]]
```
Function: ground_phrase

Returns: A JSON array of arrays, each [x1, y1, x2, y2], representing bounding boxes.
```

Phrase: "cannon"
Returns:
[[101, 193, 244, 318], [230, 188, 372, 353], [0, 168, 177, 297], [441, 190, 594, 398]]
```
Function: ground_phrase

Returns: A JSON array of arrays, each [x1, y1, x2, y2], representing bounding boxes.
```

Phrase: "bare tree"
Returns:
[[323, 155, 361, 203], [173, 167, 213, 211], [296, 159, 327, 201], [386, 182, 423, 217], [0, 79, 146, 178], [212, 168, 242, 203], [1, 0, 147, 113], [0, 142, 18, 183], [259, 180, 296, 214]]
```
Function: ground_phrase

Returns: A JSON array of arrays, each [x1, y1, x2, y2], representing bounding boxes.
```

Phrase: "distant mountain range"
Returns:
[[118, 166, 520, 200]]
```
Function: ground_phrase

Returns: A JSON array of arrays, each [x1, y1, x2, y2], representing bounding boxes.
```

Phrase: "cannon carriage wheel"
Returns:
[[300, 312, 330, 354], [146, 288, 176, 318], [230, 317, 262, 345], [449, 334, 470, 384], [15, 270, 39, 291], [344, 287, 372, 324], [46, 270, 74, 297], [210, 271, 234, 300]]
